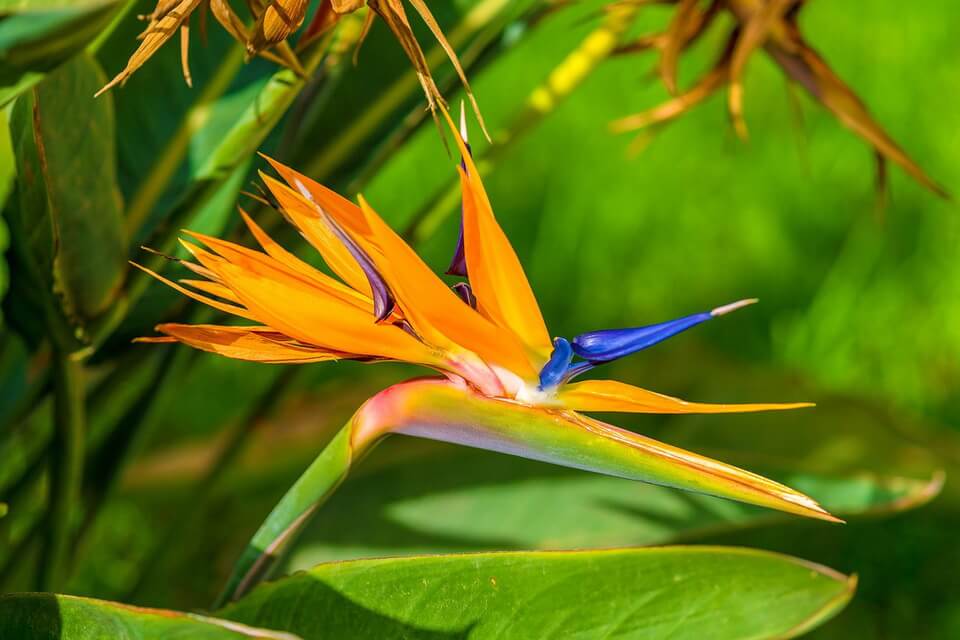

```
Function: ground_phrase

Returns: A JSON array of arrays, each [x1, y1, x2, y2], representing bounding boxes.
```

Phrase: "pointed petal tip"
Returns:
[[459, 100, 468, 143], [784, 494, 844, 523], [711, 298, 758, 317]]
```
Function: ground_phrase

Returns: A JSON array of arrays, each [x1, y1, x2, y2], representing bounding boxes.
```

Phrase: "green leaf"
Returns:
[[0, 3, 120, 105], [222, 547, 855, 639], [0, 502, 7, 518], [5, 52, 126, 350], [0, 592, 300, 639], [0, 0, 116, 9], [285, 444, 943, 565]]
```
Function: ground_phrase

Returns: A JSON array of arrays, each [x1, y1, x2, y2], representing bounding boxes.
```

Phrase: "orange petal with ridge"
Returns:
[[259, 173, 373, 295], [442, 110, 552, 358], [238, 208, 370, 307]]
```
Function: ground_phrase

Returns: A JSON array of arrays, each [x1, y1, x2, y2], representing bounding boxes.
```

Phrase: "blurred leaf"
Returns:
[[0, 592, 299, 639], [286, 443, 942, 565], [5, 52, 126, 350], [0, 2, 120, 105], [223, 547, 855, 639], [0, 93, 14, 322], [97, 12, 249, 235], [0, 209, 7, 325], [109, 67, 320, 344], [0, 502, 7, 518]]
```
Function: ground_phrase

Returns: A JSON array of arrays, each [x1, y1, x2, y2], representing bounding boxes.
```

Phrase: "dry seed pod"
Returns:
[[248, 0, 311, 56], [99, 0, 307, 95], [97, 0, 204, 96]]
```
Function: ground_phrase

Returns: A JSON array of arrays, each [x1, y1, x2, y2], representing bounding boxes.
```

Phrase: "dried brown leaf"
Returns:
[[767, 26, 948, 198], [727, 0, 793, 139]]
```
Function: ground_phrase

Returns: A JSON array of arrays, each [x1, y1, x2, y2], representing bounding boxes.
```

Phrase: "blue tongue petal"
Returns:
[[570, 298, 758, 363], [538, 337, 574, 389], [538, 301, 758, 390], [571, 312, 712, 362]]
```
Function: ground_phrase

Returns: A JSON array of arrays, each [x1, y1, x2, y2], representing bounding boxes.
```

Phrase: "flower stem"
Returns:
[[39, 352, 85, 591], [212, 419, 370, 608]]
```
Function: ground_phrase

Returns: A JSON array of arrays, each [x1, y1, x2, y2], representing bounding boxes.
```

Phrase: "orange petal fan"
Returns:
[[169, 233, 433, 364], [559, 379, 814, 414], [262, 156, 538, 378], [181, 233, 370, 314]]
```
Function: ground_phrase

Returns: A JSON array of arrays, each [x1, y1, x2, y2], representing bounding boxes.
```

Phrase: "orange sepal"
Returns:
[[141, 324, 350, 364], [558, 379, 814, 414]]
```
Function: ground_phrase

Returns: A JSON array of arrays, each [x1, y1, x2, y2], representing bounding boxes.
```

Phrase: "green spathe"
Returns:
[[216, 378, 837, 606]]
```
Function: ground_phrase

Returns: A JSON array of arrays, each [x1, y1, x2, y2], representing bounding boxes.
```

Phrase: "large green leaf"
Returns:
[[0, 592, 299, 639], [222, 547, 855, 639], [0, 2, 120, 105], [283, 442, 943, 566], [5, 52, 125, 350]]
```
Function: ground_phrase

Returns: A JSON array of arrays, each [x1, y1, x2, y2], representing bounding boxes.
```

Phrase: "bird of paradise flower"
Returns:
[[135, 108, 838, 605]]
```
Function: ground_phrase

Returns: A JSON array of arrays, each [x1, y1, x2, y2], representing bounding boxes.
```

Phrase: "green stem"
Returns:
[[213, 420, 370, 608], [39, 352, 85, 591]]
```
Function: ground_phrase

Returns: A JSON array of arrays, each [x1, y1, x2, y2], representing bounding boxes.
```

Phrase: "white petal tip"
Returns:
[[711, 298, 759, 317], [459, 100, 468, 143]]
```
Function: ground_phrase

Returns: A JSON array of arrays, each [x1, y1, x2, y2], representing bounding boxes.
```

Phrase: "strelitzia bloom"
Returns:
[[607, 0, 947, 198], [138, 109, 837, 603]]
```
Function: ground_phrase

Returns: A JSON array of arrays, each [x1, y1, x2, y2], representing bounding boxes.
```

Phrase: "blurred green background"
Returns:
[[0, 0, 957, 637]]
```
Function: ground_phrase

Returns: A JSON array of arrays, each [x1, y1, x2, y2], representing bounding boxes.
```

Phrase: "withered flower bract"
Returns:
[[98, 0, 486, 133], [609, 0, 947, 198]]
